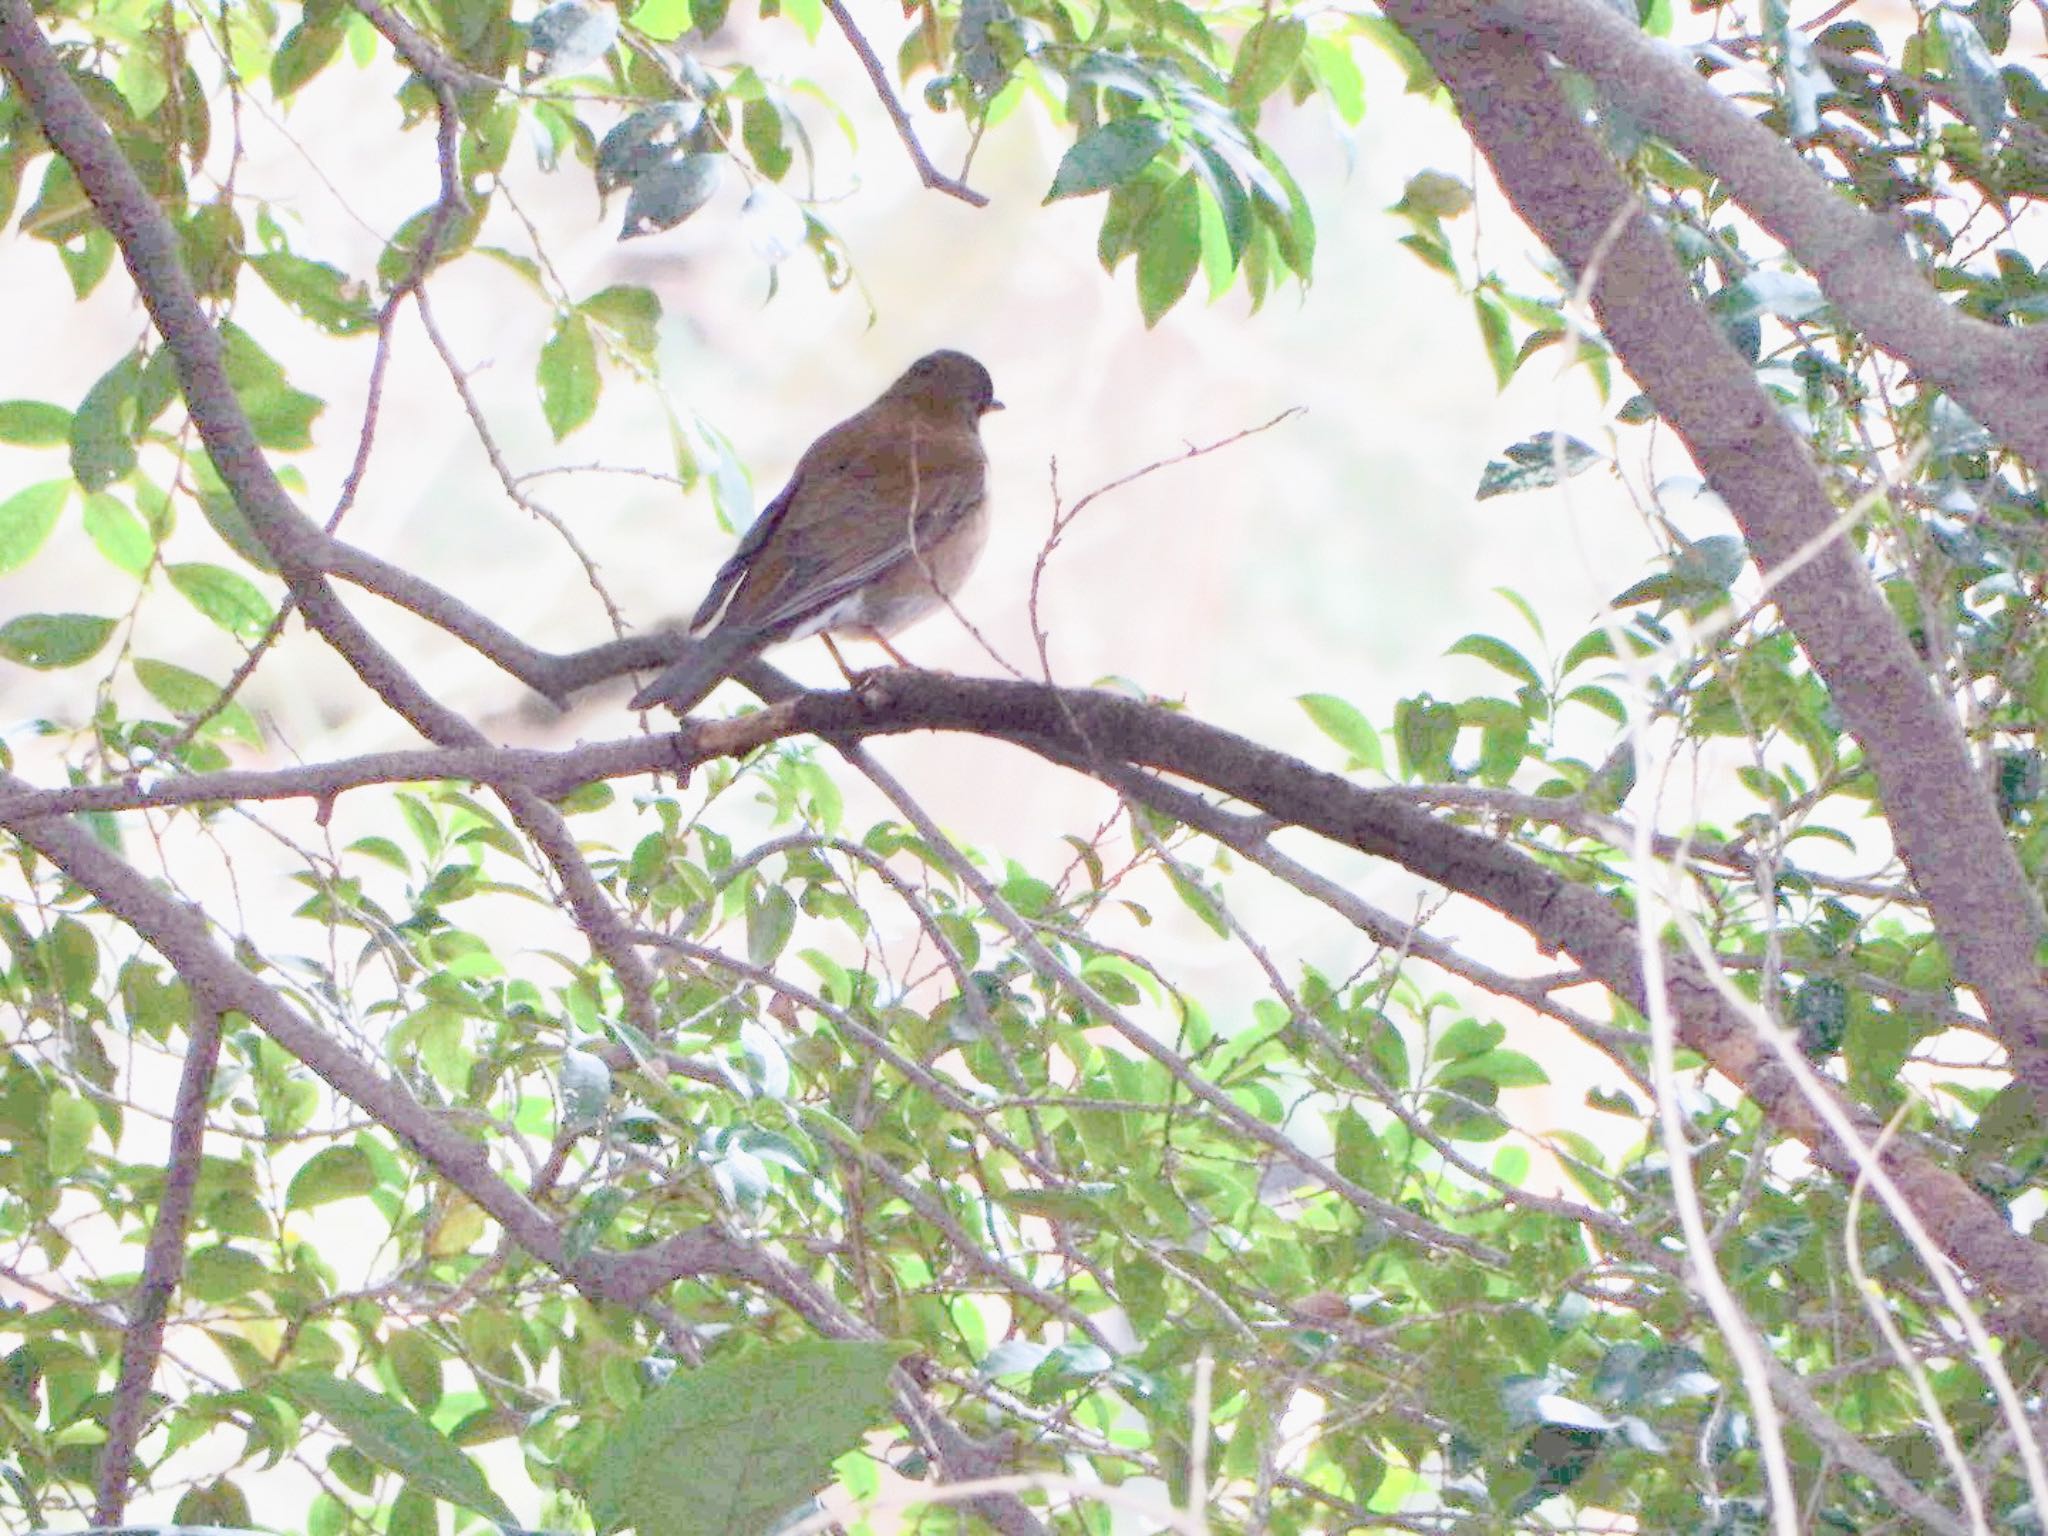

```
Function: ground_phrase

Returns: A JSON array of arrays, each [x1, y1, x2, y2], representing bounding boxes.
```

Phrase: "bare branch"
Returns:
[[93, 1005, 223, 1525], [820, 0, 989, 206]]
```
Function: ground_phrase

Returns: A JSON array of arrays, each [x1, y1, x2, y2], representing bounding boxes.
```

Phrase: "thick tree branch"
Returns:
[[1485, 0, 2048, 471], [601, 669, 2048, 1344], [0, 0, 663, 1034], [93, 1004, 222, 1525], [1379, 3, 2048, 1077]]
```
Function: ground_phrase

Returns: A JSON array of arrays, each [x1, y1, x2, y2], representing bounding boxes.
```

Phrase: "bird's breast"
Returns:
[[830, 495, 991, 640]]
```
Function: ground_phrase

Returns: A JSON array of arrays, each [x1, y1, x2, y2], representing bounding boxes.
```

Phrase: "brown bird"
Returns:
[[630, 350, 1003, 715]]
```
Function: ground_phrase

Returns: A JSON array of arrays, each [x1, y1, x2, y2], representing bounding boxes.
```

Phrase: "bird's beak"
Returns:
[[984, 398, 1006, 414]]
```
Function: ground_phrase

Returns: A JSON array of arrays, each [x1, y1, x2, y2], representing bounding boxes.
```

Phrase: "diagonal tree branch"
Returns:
[[93, 1003, 223, 1525], [820, 0, 989, 207], [0, 0, 663, 1035], [1483, 0, 2048, 472], [1378, 2, 2048, 1078]]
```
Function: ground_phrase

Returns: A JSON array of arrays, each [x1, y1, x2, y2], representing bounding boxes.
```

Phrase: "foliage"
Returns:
[[3, 0, 2048, 1534]]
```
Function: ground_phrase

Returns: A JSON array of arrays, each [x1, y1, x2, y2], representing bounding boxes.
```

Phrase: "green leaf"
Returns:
[[1187, 140, 1251, 262], [587, 1340, 908, 1536], [133, 657, 220, 715], [388, 1330, 445, 1413], [1473, 293, 1515, 389], [1164, 862, 1229, 938], [1045, 118, 1171, 202], [272, 13, 347, 97], [0, 400, 72, 445], [1395, 694, 1459, 781], [1230, 18, 1307, 110], [747, 883, 798, 967], [539, 312, 600, 441], [220, 322, 325, 450], [0, 480, 68, 573], [620, 153, 724, 238], [187, 1243, 272, 1302], [286, 1144, 378, 1209], [251, 253, 379, 335], [377, 201, 486, 287], [580, 285, 662, 359], [1447, 633, 1541, 689], [70, 351, 142, 491], [1136, 170, 1202, 326], [168, 562, 276, 639], [46, 1090, 96, 1177], [197, 483, 280, 573], [1440, 1048, 1550, 1089], [629, 0, 694, 41], [1305, 35, 1365, 124], [1476, 433, 1603, 499], [283, 1372, 515, 1524], [741, 96, 792, 181], [83, 492, 153, 575], [1298, 692, 1383, 772], [1936, 11, 2006, 134], [0, 612, 116, 669]]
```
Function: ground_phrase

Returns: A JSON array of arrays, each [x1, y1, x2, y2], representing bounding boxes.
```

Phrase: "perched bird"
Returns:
[[630, 350, 1004, 715]]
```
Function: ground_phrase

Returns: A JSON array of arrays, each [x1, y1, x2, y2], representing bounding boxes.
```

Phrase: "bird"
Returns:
[[630, 350, 1004, 716]]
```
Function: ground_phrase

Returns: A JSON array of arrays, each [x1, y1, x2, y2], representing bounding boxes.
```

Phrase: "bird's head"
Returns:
[[888, 350, 1004, 419]]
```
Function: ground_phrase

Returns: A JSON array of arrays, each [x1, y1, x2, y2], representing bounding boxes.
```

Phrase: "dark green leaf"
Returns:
[[1135, 170, 1202, 325], [0, 612, 116, 669], [1230, 18, 1307, 110], [1476, 433, 1603, 499], [251, 253, 379, 334], [741, 96, 791, 181], [1938, 11, 2007, 134], [1045, 117, 1170, 201], [747, 883, 798, 966], [272, 14, 347, 97], [596, 103, 701, 191], [1187, 140, 1251, 261], [377, 202, 486, 288], [620, 153, 723, 238], [530, 0, 622, 72], [283, 1372, 515, 1523], [1395, 694, 1459, 781], [186, 1243, 271, 1302], [196, 481, 279, 573], [587, 1340, 908, 1536], [220, 322, 325, 450], [70, 352, 142, 491], [285, 1144, 378, 1209]]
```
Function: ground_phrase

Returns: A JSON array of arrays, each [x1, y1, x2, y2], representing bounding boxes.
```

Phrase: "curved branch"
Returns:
[[1379, 2, 2048, 1074], [0, 0, 663, 1033], [1486, 0, 2048, 471], [820, 0, 989, 206], [619, 668, 2048, 1345]]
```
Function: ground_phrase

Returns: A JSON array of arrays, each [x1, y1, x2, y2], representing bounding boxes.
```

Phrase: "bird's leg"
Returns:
[[821, 633, 859, 687], [870, 634, 915, 668]]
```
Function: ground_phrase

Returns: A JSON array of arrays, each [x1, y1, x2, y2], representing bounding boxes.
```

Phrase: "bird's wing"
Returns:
[[712, 406, 986, 640], [685, 466, 805, 633]]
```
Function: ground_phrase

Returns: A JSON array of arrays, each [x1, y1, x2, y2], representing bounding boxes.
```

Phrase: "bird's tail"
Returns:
[[628, 631, 756, 714]]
